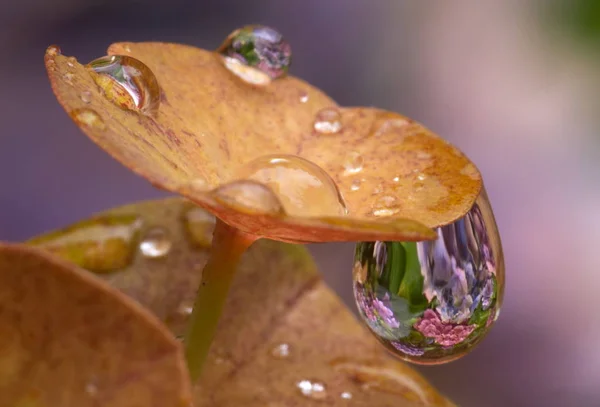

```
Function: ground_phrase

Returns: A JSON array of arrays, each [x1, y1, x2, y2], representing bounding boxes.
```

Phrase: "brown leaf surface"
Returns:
[[0, 242, 191, 407], [44, 41, 480, 241], [28, 198, 455, 406]]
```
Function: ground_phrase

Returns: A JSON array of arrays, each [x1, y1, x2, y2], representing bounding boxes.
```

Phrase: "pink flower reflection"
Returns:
[[414, 309, 476, 347]]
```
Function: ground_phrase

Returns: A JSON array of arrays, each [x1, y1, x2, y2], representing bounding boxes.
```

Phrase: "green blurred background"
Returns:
[[1, 1, 599, 405]]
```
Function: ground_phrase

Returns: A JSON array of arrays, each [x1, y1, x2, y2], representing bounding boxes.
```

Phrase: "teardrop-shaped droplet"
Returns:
[[87, 55, 160, 115], [28, 214, 143, 273], [71, 108, 106, 130], [353, 189, 504, 364], [296, 379, 327, 400], [237, 155, 347, 217], [219, 25, 291, 80], [314, 108, 342, 134], [183, 206, 216, 248], [139, 227, 172, 258]]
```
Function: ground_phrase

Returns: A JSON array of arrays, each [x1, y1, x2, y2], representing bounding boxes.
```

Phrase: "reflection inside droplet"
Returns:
[[222, 56, 272, 86], [353, 189, 503, 364], [139, 227, 172, 258], [213, 180, 286, 215], [296, 379, 327, 400], [314, 108, 342, 134], [237, 154, 347, 217], [219, 25, 292, 79], [87, 55, 160, 115]]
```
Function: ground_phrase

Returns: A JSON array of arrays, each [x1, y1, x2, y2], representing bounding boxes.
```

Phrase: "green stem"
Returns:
[[184, 219, 257, 382]]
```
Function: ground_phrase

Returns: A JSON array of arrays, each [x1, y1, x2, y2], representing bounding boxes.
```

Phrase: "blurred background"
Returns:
[[1, 1, 599, 405]]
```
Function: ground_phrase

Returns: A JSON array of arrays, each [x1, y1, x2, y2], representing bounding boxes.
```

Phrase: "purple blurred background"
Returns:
[[1, 1, 599, 405]]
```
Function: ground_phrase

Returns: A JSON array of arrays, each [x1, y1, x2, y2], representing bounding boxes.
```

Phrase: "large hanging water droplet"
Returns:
[[139, 227, 172, 258], [28, 214, 143, 273], [353, 190, 504, 364], [219, 25, 291, 80], [87, 55, 160, 115], [314, 108, 342, 134], [237, 155, 347, 217], [296, 380, 327, 400]]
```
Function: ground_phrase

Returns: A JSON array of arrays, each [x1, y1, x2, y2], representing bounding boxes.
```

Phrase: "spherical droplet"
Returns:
[[177, 300, 194, 316], [219, 25, 291, 80], [353, 190, 504, 364], [71, 108, 106, 131], [370, 195, 401, 217], [350, 179, 361, 191], [314, 108, 342, 134], [270, 343, 290, 359], [80, 90, 92, 104], [343, 151, 363, 175], [66, 56, 77, 68], [299, 91, 309, 103], [139, 227, 172, 258], [237, 154, 347, 217], [87, 55, 160, 115], [46, 45, 61, 57], [340, 392, 353, 400], [296, 380, 327, 400]]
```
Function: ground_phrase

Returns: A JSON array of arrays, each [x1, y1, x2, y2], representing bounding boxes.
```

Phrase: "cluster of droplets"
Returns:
[[353, 191, 503, 364], [219, 25, 292, 84]]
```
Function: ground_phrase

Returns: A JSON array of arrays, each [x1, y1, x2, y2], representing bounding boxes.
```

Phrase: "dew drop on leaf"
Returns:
[[183, 206, 216, 248], [71, 108, 106, 130], [238, 154, 347, 217], [219, 25, 291, 80], [370, 195, 401, 217], [46, 44, 61, 57], [299, 91, 309, 103], [139, 227, 172, 258], [353, 190, 504, 364], [270, 343, 290, 359], [313, 107, 342, 134], [340, 391, 353, 400], [296, 379, 327, 400], [80, 90, 92, 104], [343, 151, 364, 175], [87, 55, 160, 115], [350, 179, 361, 191]]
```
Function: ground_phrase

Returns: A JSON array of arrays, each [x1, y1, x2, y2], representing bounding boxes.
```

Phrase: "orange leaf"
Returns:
[[44, 41, 481, 242], [0, 242, 191, 407]]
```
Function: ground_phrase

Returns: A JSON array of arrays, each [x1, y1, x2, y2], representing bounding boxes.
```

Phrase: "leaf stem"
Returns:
[[184, 219, 257, 382]]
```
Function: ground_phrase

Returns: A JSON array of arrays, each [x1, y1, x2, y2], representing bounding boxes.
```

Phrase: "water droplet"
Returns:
[[63, 72, 75, 84], [85, 382, 98, 396], [314, 108, 342, 134], [343, 151, 363, 175], [213, 180, 286, 215], [296, 379, 327, 400], [223, 56, 271, 85], [219, 25, 291, 80], [416, 173, 426, 181], [123, 45, 132, 53], [177, 300, 194, 316], [183, 206, 216, 248], [237, 155, 347, 217], [371, 195, 401, 217], [87, 55, 160, 115], [28, 214, 142, 273], [340, 392, 353, 400], [350, 179, 361, 191], [66, 56, 77, 68], [299, 92, 309, 103], [271, 343, 290, 359], [80, 90, 92, 104], [372, 116, 411, 137], [353, 190, 504, 364], [70, 108, 106, 131], [46, 45, 61, 57], [392, 176, 401, 182], [139, 227, 172, 258]]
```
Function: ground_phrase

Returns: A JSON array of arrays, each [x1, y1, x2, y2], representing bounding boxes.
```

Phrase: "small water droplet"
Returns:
[[139, 227, 172, 258], [63, 72, 75, 84], [71, 108, 106, 131], [350, 179, 361, 191], [85, 383, 98, 396], [314, 108, 342, 134], [87, 55, 160, 115], [123, 45, 132, 53], [80, 90, 92, 104], [340, 392, 353, 400], [353, 190, 504, 364], [213, 180, 286, 215], [416, 173, 426, 181], [219, 25, 291, 80], [392, 176, 400, 182], [237, 155, 347, 217], [271, 343, 290, 359], [343, 151, 363, 175], [299, 92, 309, 103], [222, 56, 271, 85], [177, 300, 194, 316], [66, 56, 77, 68], [183, 206, 216, 248], [296, 379, 327, 400], [46, 45, 61, 57], [372, 116, 411, 137], [371, 195, 401, 217]]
